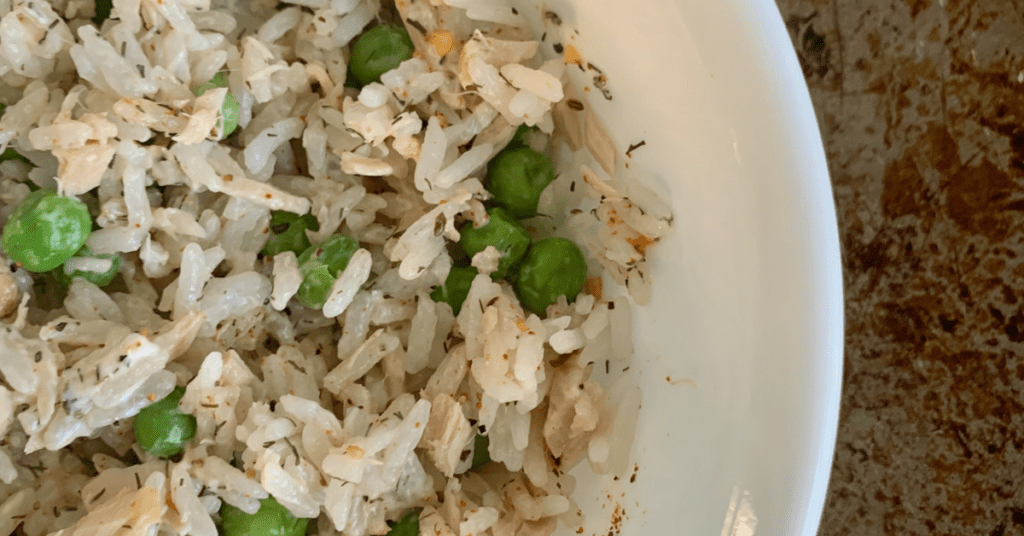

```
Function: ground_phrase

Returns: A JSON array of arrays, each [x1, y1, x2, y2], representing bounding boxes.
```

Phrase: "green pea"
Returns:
[[53, 246, 121, 287], [192, 72, 229, 96], [458, 207, 530, 280], [133, 386, 196, 458], [192, 72, 240, 138], [348, 24, 415, 86], [471, 434, 490, 470], [295, 262, 334, 310], [430, 266, 477, 316], [485, 147, 556, 219], [295, 234, 360, 309], [263, 211, 320, 258], [344, 67, 362, 89], [219, 495, 310, 536], [506, 124, 538, 150], [513, 237, 587, 315], [93, 0, 113, 25], [385, 510, 420, 536], [298, 233, 360, 277], [2, 188, 92, 272]]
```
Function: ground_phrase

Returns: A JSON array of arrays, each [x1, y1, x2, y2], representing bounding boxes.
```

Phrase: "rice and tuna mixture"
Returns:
[[0, 0, 672, 535]]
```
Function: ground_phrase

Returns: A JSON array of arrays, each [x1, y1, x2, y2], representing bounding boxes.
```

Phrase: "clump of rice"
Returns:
[[0, 1, 671, 535]]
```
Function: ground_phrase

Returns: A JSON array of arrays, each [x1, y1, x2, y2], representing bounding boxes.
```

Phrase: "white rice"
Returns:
[[0, 1, 672, 535]]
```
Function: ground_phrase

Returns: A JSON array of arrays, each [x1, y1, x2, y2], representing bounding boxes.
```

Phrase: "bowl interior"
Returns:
[[508, 0, 844, 534]]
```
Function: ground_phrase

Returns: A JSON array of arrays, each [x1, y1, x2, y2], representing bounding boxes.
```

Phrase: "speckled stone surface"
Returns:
[[773, 0, 1024, 534]]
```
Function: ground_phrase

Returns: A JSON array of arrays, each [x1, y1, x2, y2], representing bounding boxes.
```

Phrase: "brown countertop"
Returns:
[[774, 0, 1024, 534]]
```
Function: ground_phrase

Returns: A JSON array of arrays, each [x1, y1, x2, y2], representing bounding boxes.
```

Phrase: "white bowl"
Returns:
[[511, 1, 844, 534]]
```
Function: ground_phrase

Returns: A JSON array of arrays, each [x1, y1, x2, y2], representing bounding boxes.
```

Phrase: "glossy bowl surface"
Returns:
[[510, 1, 844, 534]]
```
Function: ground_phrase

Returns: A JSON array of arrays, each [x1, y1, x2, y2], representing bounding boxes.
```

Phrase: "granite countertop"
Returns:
[[774, 0, 1024, 534]]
